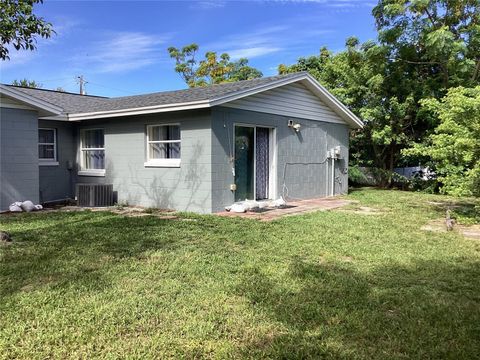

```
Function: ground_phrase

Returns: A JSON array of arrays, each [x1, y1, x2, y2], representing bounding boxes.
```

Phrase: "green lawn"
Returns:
[[1, 189, 479, 359]]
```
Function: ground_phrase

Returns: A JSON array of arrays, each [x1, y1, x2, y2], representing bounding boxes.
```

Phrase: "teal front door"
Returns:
[[234, 126, 255, 201]]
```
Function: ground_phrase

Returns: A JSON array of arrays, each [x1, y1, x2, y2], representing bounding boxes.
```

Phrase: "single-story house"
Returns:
[[0, 72, 363, 213]]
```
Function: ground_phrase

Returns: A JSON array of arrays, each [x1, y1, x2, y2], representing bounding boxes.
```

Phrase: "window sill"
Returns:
[[144, 159, 181, 168], [78, 170, 106, 177], [39, 161, 59, 166]]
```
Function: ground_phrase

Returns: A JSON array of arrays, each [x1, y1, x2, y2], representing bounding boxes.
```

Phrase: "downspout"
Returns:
[[331, 156, 335, 196], [325, 150, 330, 197]]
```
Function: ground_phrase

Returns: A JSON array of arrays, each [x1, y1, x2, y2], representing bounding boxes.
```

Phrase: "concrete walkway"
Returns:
[[217, 197, 352, 221]]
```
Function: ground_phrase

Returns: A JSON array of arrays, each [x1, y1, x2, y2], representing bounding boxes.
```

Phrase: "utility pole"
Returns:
[[77, 75, 87, 95]]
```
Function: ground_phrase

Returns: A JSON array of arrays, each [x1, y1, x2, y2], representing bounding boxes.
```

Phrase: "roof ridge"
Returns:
[[109, 72, 307, 100], [4, 84, 108, 99]]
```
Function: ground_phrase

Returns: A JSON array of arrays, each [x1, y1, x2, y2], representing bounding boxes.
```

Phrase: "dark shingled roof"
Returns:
[[6, 73, 305, 114]]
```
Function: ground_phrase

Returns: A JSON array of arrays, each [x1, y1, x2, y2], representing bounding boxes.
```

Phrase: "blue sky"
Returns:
[[0, 0, 377, 97]]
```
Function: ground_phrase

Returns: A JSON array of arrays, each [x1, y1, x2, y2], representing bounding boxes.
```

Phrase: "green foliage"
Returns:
[[373, 0, 480, 91], [0, 0, 54, 60], [168, 43, 262, 87], [280, 0, 480, 190], [11, 78, 42, 88], [404, 86, 480, 196], [279, 39, 420, 185], [348, 164, 368, 185]]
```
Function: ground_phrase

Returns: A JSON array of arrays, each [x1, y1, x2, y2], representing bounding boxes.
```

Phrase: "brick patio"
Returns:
[[216, 197, 352, 221]]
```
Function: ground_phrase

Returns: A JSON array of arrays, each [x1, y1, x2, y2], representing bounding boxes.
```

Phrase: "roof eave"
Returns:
[[24, 73, 363, 128], [209, 73, 309, 106], [67, 100, 211, 121], [0, 85, 64, 116], [210, 73, 364, 129], [301, 73, 364, 129]]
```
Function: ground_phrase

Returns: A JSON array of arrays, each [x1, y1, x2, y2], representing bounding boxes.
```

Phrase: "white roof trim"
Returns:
[[0, 85, 63, 115], [4, 73, 363, 128], [211, 73, 364, 129], [67, 100, 210, 121], [66, 73, 363, 128], [301, 73, 363, 128]]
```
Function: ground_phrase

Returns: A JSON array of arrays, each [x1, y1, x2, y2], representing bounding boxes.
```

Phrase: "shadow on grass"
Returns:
[[0, 211, 191, 297], [1, 210, 479, 358], [235, 257, 480, 359]]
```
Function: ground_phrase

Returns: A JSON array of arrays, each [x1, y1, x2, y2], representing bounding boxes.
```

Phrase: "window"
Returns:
[[38, 128, 57, 165], [145, 124, 181, 167], [80, 129, 105, 175]]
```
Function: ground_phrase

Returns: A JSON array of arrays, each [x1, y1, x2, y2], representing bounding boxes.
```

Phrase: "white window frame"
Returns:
[[78, 128, 105, 177], [144, 124, 181, 168], [38, 128, 58, 166]]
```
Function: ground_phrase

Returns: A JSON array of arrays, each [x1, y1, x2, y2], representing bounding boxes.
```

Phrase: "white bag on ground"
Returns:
[[272, 197, 287, 208], [230, 203, 247, 213], [243, 199, 259, 211], [20, 200, 36, 212], [9, 202, 22, 212]]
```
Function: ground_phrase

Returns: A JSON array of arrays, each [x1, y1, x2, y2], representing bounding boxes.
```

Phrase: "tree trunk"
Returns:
[[388, 143, 395, 188], [472, 59, 480, 82]]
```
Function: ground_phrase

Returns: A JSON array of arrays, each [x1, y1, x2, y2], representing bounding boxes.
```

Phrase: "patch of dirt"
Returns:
[[156, 215, 178, 220], [459, 225, 480, 240], [337, 206, 386, 215], [421, 219, 447, 233], [421, 219, 480, 239]]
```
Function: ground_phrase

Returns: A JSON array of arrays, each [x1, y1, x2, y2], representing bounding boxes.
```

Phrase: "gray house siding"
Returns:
[[75, 110, 213, 213], [222, 82, 346, 125], [0, 108, 40, 209], [1, 75, 357, 213], [38, 120, 76, 203], [211, 106, 349, 212]]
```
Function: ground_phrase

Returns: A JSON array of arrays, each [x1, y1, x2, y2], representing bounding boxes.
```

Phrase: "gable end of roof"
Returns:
[[0, 85, 63, 116]]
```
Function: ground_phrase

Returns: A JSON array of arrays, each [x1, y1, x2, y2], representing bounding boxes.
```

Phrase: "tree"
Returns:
[[168, 43, 262, 87], [0, 0, 54, 60], [404, 86, 480, 196], [279, 38, 421, 185], [11, 78, 42, 88], [373, 0, 480, 93], [227, 57, 263, 82], [279, 1, 480, 187]]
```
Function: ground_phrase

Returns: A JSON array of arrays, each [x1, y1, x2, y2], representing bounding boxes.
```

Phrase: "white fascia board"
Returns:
[[65, 73, 363, 128], [67, 100, 210, 121], [211, 73, 364, 129], [0, 85, 63, 115], [301, 74, 364, 129]]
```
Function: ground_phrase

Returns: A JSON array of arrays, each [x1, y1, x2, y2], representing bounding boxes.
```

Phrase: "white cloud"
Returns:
[[227, 46, 281, 60], [0, 16, 79, 71], [75, 32, 169, 73], [205, 23, 333, 61], [191, 0, 227, 9]]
